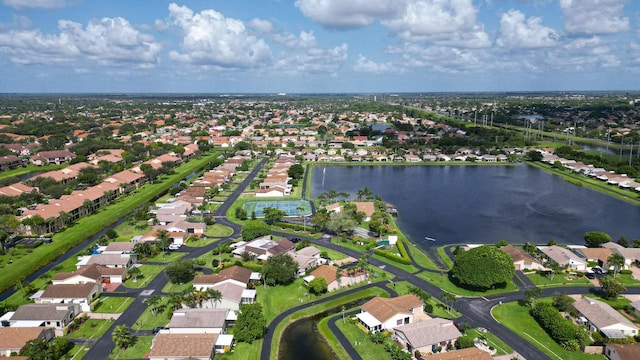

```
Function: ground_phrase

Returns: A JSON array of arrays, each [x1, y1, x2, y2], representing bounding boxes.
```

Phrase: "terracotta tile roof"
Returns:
[[425, 347, 493, 360], [148, 333, 217, 358], [53, 263, 102, 281], [353, 202, 375, 217], [362, 295, 423, 323], [0, 327, 50, 350]]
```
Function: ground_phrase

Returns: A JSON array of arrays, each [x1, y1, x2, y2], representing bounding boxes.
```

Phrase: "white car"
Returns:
[[168, 243, 182, 250]]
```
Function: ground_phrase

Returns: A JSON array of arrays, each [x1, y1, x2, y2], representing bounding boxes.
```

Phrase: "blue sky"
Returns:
[[1, 0, 639, 93]]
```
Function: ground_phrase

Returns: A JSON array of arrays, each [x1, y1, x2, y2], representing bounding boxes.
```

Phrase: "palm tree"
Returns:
[[145, 295, 162, 316], [127, 266, 142, 282], [206, 288, 222, 308], [607, 253, 625, 278], [167, 293, 184, 311], [440, 291, 457, 314], [335, 267, 343, 289]]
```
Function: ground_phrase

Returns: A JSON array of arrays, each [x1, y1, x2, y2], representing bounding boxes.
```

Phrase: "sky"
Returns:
[[1, 0, 639, 93]]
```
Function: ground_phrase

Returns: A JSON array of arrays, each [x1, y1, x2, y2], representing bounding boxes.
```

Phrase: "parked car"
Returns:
[[586, 272, 596, 279], [168, 243, 182, 250]]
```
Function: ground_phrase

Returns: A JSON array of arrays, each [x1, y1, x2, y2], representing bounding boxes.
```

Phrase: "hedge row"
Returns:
[[374, 248, 412, 265], [531, 302, 583, 347]]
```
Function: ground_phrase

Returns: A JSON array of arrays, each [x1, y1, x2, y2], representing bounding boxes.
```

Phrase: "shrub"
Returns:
[[374, 248, 411, 265], [531, 302, 583, 348]]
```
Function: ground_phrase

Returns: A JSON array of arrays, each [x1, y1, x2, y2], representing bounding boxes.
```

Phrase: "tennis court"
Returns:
[[243, 199, 312, 217]]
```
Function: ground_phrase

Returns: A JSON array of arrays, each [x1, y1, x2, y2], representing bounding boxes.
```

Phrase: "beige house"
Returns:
[[306, 264, 366, 292], [357, 294, 425, 333], [573, 297, 638, 338], [500, 245, 547, 271], [393, 318, 462, 355], [604, 343, 640, 360], [0, 327, 55, 357], [148, 334, 220, 359]]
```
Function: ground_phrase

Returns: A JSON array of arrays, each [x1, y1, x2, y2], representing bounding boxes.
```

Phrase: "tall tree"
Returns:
[[451, 246, 514, 290], [263, 253, 298, 286], [584, 231, 612, 248], [235, 303, 266, 343], [607, 253, 625, 278], [112, 325, 135, 350], [599, 276, 626, 299]]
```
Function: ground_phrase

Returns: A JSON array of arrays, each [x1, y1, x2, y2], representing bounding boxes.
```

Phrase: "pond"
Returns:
[[311, 164, 640, 249]]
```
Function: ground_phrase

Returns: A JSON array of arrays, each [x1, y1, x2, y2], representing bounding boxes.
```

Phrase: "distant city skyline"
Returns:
[[1, 0, 639, 93]]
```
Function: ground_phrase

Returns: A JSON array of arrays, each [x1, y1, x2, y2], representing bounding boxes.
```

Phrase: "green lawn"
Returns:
[[0, 163, 65, 181], [162, 281, 193, 294], [65, 345, 90, 360], [526, 272, 592, 287], [492, 301, 604, 360], [122, 265, 164, 289], [132, 306, 172, 330], [335, 314, 393, 360], [317, 313, 351, 360], [466, 328, 514, 356], [93, 297, 134, 313], [314, 244, 349, 261], [331, 237, 368, 253], [109, 335, 153, 359], [66, 319, 113, 339], [417, 271, 519, 297], [372, 253, 419, 273], [0, 151, 221, 294], [204, 223, 234, 237], [405, 241, 440, 270], [185, 236, 221, 248], [437, 246, 454, 269], [257, 279, 312, 322], [215, 339, 262, 360], [145, 250, 185, 263]]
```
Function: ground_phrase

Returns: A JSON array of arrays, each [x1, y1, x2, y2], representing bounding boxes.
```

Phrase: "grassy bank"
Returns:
[[0, 151, 219, 294], [526, 161, 640, 206]]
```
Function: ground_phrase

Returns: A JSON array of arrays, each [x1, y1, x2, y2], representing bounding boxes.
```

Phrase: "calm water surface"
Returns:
[[311, 164, 640, 248]]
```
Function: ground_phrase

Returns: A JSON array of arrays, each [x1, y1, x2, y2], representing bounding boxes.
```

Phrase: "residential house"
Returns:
[[232, 236, 295, 261], [34, 283, 101, 312], [500, 245, 547, 271], [82, 253, 134, 269], [325, 203, 342, 213], [0, 155, 21, 171], [573, 297, 638, 338], [0, 327, 55, 357], [631, 300, 640, 318], [538, 245, 587, 271], [255, 184, 288, 197], [52, 263, 125, 285], [30, 150, 76, 165], [306, 265, 367, 292], [6, 304, 80, 335], [604, 343, 640, 360], [291, 246, 322, 277], [147, 333, 224, 359], [356, 294, 424, 333], [353, 202, 375, 222], [393, 318, 462, 355], [165, 220, 206, 236], [165, 308, 234, 335], [0, 183, 36, 197], [577, 247, 614, 269], [193, 266, 258, 310], [602, 242, 640, 269]]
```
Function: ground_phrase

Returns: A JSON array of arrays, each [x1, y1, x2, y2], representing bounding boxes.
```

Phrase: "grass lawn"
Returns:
[[66, 319, 113, 339], [330, 237, 368, 253], [257, 279, 312, 322], [132, 306, 172, 330], [317, 313, 351, 360], [314, 244, 349, 261], [162, 281, 193, 294], [122, 265, 164, 289], [417, 271, 519, 297], [405, 241, 440, 270], [215, 339, 263, 360], [268, 287, 389, 359], [93, 297, 134, 313], [334, 313, 393, 360], [437, 246, 454, 269], [492, 301, 604, 360], [372, 253, 419, 273], [0, 151, 221, 294], [386, 281, 461, 318], [145, 251, 185, 263], [466, 328, 514, 356], [185, 236, 221, 248], [0, 163, 64, 181], [65, 345, 90, 360], [109, 335, 153, 359], [526, 272, 592, 287], [113, 221, 151, 242], [204, 223, 234, 237]]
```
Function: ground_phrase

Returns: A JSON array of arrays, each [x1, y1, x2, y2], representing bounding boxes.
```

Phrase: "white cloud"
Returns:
[[167, 3, 271, 68], [496, 9, 559, 49], [248, 18, 274, 33], [353, 55, 394, 74], [273, 32, 348, 75], [560, 0, 629, 35], [382, 0, 491, 48], [389, 43, 491, 73], [2, 0, 76, 9], [0, 17, 161, 67], [294, 0, 401, 29]]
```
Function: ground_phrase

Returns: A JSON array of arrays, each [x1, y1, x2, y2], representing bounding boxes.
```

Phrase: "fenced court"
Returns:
[[243, 199, 312, 217]]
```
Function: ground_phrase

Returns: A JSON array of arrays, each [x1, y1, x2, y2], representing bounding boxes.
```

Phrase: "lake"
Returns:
[[310, 164, 640, 249]]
